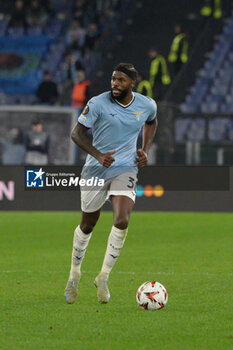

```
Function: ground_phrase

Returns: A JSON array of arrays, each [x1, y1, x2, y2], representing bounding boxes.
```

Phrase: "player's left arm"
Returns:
[[137, 118, 158, 168]]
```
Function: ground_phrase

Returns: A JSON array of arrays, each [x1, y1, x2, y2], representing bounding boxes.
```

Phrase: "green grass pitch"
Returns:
[[0, 211, 232, 350]]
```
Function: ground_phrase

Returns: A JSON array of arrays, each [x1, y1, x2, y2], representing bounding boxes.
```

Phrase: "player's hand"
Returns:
[[98, 150, 116, 168], [136, 149, 148, 168]]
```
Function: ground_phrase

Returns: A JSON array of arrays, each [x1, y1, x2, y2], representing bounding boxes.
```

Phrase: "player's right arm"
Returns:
[[71, 123, 116, 168]]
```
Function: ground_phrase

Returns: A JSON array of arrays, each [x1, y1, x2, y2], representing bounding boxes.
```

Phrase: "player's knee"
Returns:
[[114, 215, 129, 230], [80, 220, 97, 234]]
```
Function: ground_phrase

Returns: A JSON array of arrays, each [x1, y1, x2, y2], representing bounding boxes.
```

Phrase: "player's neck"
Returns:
[[114, 92, 134, 107]]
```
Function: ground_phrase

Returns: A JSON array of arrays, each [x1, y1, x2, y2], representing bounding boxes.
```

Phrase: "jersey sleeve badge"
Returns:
[[82, 105, 89, 115]]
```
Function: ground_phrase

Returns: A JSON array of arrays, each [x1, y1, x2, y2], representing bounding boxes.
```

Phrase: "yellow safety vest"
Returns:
[[137, 80, 153, 97], [149, 55, 171, 88], [168, 34, 188, 64], [201, 0, 222, 18]]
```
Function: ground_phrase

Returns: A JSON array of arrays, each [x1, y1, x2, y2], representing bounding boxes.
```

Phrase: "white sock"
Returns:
[[100, 226, 128, 279], [69, 225, 92, 279]]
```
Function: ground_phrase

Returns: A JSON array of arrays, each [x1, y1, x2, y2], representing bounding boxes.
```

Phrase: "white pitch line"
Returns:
[[0, 270, 232, 276]]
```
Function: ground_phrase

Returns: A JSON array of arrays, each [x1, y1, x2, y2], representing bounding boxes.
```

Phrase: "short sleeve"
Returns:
[[146, 98, 157, 122], [78, 98, 99, 128]]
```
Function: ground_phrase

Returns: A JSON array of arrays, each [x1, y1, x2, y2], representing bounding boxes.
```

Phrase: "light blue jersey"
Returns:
[[78, 91, 157, 180]]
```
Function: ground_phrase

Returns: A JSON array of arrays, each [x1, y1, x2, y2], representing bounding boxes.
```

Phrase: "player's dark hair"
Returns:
[[114, 63, 138, 81]]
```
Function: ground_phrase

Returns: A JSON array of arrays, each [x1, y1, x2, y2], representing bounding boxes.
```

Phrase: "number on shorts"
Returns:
[[127, 176, 135, 189]]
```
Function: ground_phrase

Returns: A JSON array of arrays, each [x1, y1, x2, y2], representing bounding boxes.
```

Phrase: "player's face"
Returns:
[[111, 71, 135, 101]]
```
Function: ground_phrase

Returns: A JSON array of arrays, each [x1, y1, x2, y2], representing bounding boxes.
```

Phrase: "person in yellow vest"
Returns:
[[168, 25, 188, 77], [136, 73, 153, 98], [200, 0, 222, 19], [72, 70, 91, 112], [148, 48, 171, 100]]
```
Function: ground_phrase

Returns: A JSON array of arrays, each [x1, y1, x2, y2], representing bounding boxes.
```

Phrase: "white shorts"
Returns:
[[81, 172, 137, 213]]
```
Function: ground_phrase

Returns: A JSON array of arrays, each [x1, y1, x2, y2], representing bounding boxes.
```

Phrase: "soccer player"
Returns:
[[65, 63, 158, 304]]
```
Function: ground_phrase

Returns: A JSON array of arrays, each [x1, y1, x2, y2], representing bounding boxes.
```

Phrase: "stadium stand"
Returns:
[[0, 0, 132, 105], [180, 10, 233, 114], [0, 0, 232, 165]]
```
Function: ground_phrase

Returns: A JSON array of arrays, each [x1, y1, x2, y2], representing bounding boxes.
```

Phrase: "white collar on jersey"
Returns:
[[114, 92, 135, 108]]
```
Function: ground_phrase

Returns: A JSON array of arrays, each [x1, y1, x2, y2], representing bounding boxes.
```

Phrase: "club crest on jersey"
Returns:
[[133, 111, 143, 121]]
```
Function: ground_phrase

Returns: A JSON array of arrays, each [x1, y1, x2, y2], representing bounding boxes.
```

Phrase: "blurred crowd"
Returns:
[[0, 0, 226, 106], [0, 0, 126, 106], [0, 0, 129, 165]]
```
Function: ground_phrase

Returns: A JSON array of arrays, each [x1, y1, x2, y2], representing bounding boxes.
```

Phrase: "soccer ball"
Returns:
[[136, 281, 168, 310]]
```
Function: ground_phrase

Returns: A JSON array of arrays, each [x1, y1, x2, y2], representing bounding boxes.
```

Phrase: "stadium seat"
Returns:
[[225, 94, 233, 104], [208, 118, 229, 141], [182, 10, 233, 114], [201, 101, 218, 114], [180, 103, 199, 114], [220, 102, 233, 113], [0, 18, 9, 36], [27, 27, 43, 36], [186, 119, 205, 141], [7, 27, 25, 37]]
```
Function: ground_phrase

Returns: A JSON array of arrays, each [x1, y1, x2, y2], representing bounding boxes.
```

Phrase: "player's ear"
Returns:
[[131, 80, 136, 88]]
